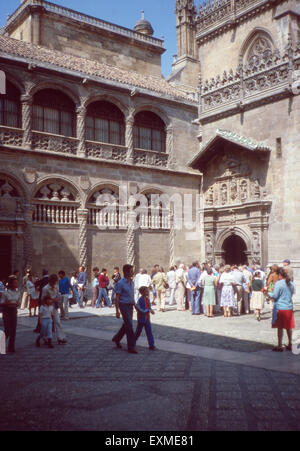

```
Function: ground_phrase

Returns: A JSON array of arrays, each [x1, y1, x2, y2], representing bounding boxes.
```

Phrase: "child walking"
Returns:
[[36, 298, 55, 349], [135, 286, 156, 350]]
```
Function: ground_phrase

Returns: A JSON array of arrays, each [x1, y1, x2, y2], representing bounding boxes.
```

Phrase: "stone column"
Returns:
[[166, 124, 175, 169], [21, 94, 32, 149], [76, 105, 86, 158], [169, 210, 175, 267], [126, 207, 136, 267], [77, 208, 88, 269], [125, 115, 134, 165], [23, 203, 34, 269]]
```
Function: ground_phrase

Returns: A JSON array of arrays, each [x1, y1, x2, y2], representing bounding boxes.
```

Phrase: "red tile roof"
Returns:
[[0, 35, 197, 102]]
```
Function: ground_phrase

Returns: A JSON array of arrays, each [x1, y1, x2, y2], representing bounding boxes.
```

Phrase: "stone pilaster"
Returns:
[[125, 115, 134, 165], [169, 210, 175, 267], [126, 207, 136, 267], [166, 124, 175, 169], [77, 208, 88, 269], [21, 94, 32, 149], [76, 105, 86, 157], [22, 203, 34, 269]]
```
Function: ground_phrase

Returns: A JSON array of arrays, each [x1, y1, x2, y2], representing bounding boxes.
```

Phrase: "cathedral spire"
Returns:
[[175, 0, 197, 59]]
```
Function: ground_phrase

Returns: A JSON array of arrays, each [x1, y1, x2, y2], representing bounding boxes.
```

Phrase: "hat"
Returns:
[[283, 259, 291, 265]]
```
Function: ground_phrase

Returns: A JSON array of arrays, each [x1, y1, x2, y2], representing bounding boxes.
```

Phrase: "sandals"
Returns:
[[272, 347, 284, 352]]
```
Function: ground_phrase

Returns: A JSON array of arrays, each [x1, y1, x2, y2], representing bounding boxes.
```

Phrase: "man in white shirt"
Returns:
[[166, 266, 177, 306]]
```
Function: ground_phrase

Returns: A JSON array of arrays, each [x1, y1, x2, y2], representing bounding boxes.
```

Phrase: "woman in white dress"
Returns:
[[219, 265, 235, 317]]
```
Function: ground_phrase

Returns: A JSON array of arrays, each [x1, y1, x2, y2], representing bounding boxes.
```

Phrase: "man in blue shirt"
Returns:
[[58, 271, 73, 320], [112, 264, 137, 354], [187, 262, 201, 315]]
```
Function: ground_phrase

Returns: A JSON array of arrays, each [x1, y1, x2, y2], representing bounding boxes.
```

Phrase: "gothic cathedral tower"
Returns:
[[168, 0, 200, 89]]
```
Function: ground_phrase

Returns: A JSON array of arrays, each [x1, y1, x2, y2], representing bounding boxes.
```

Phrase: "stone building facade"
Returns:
[[172, 0, 300, 296], [0, 0, 200, 280]]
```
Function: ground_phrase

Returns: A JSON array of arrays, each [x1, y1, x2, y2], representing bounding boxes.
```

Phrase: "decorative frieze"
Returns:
[[32, 131, 78, 155], [0, 126, 23, 148], [133, 148, 169, 168], [200, 47, 293, 119], [86, 141, 127, 162], [196, 0, 280, 43]]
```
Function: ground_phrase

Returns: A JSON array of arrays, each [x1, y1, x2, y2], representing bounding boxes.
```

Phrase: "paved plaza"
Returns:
[[1, 304, 300, 431]]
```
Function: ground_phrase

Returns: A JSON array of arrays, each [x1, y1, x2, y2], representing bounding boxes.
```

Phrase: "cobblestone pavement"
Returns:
[[1, 305, 300, 431]]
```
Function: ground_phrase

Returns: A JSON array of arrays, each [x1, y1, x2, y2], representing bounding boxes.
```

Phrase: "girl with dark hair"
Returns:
[[269, 267, 295, 352], [0, 275, 20, 353]]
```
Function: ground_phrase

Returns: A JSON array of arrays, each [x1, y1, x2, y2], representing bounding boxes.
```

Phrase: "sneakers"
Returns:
[[149, 346, 156, 351]]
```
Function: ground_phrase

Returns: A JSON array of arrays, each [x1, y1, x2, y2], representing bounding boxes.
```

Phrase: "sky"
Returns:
[[0, 0, 202, 77]]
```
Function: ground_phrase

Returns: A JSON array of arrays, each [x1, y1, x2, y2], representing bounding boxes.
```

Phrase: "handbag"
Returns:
[[163, 280, 169, 290]]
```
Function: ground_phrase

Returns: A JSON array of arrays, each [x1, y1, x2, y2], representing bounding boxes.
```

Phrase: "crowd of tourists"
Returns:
[[0, 258, 296, 354]]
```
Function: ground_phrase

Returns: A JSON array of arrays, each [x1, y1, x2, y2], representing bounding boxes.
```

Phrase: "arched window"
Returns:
[[32, 89, 75, 137], [244, 33, 274, 68], [86, 101, 125, 146], [134, 111, 166, 153], [0, 81, 21, 128]]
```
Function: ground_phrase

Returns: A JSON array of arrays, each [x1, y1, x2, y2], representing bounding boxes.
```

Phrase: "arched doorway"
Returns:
[[222, 235, 248, 265]]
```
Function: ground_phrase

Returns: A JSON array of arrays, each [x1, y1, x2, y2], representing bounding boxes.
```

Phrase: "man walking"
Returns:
[[112, 264, 137, 354], [96, 269, 112, 308], [58, 271, 73, 320]]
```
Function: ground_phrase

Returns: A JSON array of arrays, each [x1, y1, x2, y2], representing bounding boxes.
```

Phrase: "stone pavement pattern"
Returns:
[[1, 306, 300, 431]]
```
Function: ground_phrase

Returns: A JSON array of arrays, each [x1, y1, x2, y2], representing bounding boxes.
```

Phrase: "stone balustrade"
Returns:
[[32, 131, 78, 155], [0, 126, 24, 148], [85, 141, 127, 163], [33, 202, 78, 224], [0, 126, 170, 169]]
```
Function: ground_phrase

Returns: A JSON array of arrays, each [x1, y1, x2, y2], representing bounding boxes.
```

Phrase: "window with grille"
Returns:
[[134, 111, 166, 153], [86, 101, 125, 146], [0, 81, 21, 128], [32, 89, 75, 137]]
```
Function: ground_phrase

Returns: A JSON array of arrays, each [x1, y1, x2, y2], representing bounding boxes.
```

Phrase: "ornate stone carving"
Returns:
[[240, 180, 248, 203], [205, 186, 214, 206], [205, 233, 213, 255], [80, 176, 90, 192], [23, 168, 37, 184], [221, 183, 228, 205]]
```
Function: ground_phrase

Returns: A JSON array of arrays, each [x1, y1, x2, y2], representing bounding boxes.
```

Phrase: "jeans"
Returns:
[[73, 286, 83, 307], [113, 303, 136, 350], [190, 288, 201, 314], [135, 320, 154, 348], [96, 288, 112, 308]]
